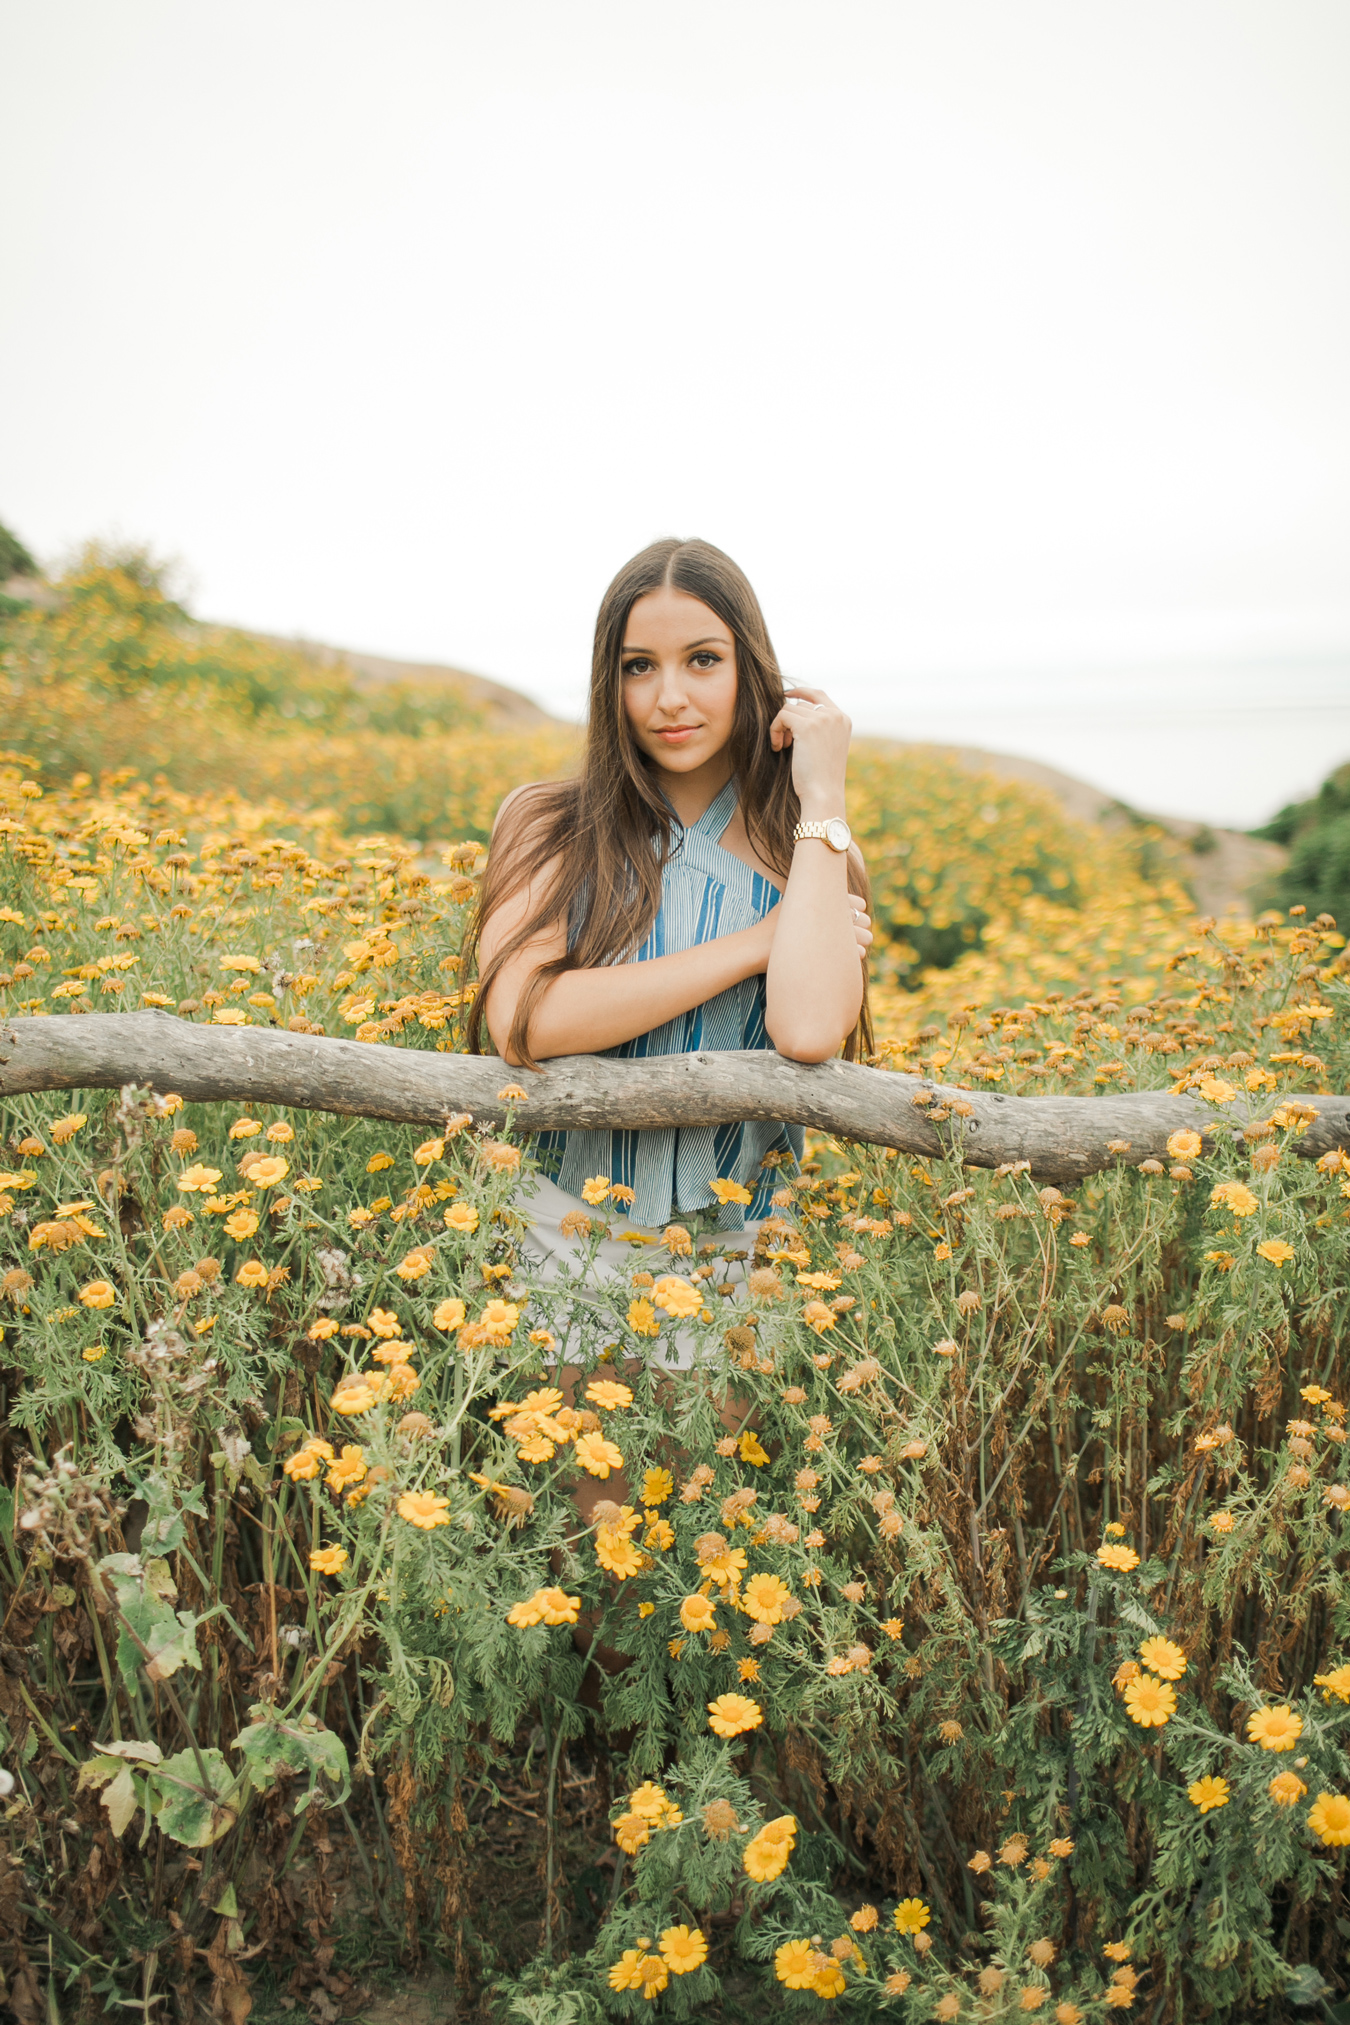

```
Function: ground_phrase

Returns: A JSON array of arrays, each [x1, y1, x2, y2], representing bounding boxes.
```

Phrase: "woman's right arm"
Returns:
[[478, 797, 776, 1064]]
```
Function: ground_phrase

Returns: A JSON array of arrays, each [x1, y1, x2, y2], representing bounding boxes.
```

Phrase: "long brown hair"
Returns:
[[465, 536, 871, 1066]]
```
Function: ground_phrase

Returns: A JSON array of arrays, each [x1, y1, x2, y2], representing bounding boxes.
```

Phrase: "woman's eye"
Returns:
[[622, 658, 653, 677], [690, 652, 720, 669]]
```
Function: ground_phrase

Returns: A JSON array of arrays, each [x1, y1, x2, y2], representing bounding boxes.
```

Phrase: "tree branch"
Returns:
[[2, 1011, 1346, 1187]]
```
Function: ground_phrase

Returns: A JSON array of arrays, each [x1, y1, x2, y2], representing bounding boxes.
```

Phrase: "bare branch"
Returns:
[[1, 1012, 1345, 1186]]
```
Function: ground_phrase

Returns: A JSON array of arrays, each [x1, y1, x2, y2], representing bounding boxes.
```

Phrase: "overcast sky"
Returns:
[[4, 1, 1348, 827]]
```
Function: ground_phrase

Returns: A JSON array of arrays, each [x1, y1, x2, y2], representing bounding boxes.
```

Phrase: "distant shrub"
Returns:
[[1255, 760, 1350, 931], [0, 517, 37, 582]]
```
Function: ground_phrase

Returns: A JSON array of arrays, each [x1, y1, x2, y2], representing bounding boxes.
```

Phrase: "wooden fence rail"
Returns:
[[2, 1012, 1347, 1187]]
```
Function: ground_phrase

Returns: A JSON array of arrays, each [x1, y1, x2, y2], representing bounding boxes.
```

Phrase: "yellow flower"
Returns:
[[1188, 1776, 1229, 1813], [433, 1298, 467, 1331], [595, 1509, 644, 1579], [627, 1297, 660, 1337], [1246, 1705, 1303, 1752], [327, 1445, 368, 1492], [248, 1156, 289, 1188], [625, 1781, 669, 1819], [644, 1517, 674, 1551], [1210, 1180, 1258, 1217], [581, 1175, 611, 1205], [1308, 1792, 1350, 1846], [371, 1338, 416, 1365], [743, 1815, 797, 1881], [478, 1140, 521, 1174], [367, 1152, 395, 1173], [739, 1430, 771, 1467], [1122, 1673, 1176, 1727], [652, 1275, 701, 1318], [574, 1432, 624, 1478], [309, 1545, 348, 1576], [850, 1905, 878, 1933], [707, 1693, 762, 1738], [1166, 1130, 1202, 1160], [585, 1379, 634, 1411], [1313, 1663, 1350, 1703], [397, 1491, 451, 1530], [608, 1945, 654, 1991], [775, 1940, 818, 1990], [811, 1958, 847, 1999], [82, 1345, 107, 1363], [1197, 1075, 1236, 1104], [177, 1164, 223, 1193], [893, 1897, 931, 1934], [413, 1138, 445, 1165], [284, 1441, 333, 1480], [1256, 1239, 1295, 1267], [1097, 1542, 1140, 1572], [212, 1008, 250, 1025], [479, 1299, 520, 1344], [658, 1925, 708, 1975], [77, 1280, 116, 1309], [612, 1811, 650, 1855], [394, 1247, 435, 1281], [680, 1594, 717, 1633], [236, 1260, 269, 1288], [742, 1573, 792, 1624], [443, 1202, 479, 1234], [331, 1377, 382, 1416], [1138, 1636, 1187, 1680], [224, 1208, 259, 1241], [641, 1467, 673, 1505], [507, 1586, 581, 1628], [1268, 1771, 1307, 1807], [801, 1300, 837, 1335], [710, 1178, 753, 1206]]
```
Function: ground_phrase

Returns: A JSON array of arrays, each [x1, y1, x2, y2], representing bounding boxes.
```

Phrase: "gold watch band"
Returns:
[[793, 817, 851, 852]]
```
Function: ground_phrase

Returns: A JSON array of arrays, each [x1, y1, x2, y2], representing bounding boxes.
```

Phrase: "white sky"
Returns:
[[4, 0, 1349, 828]]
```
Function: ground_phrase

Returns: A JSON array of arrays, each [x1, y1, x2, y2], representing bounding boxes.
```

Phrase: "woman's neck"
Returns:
[[655, 749, 735, 828]]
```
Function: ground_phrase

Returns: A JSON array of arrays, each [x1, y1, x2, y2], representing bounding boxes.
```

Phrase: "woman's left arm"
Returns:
[[763, 687, 872, 1062]]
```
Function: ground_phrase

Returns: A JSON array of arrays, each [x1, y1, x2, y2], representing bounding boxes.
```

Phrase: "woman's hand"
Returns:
[[768, 685, 852, 816], [848, 893, 872, 959]]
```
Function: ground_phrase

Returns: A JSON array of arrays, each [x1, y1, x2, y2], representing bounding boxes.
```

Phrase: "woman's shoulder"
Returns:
[[492, 778, 571, 840]]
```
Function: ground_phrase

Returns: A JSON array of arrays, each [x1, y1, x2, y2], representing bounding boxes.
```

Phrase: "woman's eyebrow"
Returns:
[[621, 633, 732, 654]]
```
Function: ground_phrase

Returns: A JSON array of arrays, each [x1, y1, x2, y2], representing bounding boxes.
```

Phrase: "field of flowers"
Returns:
[[0, 562, 1349, 2022]]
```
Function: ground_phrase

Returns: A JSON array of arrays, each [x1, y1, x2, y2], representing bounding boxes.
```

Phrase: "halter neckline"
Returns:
[[684, 775, 741, 838]]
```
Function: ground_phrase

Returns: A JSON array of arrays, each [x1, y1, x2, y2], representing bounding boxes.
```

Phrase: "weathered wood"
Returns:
[[1, 1012, 1346, 1187]]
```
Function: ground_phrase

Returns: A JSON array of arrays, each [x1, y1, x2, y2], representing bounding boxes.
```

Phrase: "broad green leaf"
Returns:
[[153, 1748, 237, 1848]]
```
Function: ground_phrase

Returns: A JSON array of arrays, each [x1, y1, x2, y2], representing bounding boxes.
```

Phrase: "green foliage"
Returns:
[[1255, 759, 1350, 931], [1, 770, 1350, 2017], [0, 517, 37, 581]]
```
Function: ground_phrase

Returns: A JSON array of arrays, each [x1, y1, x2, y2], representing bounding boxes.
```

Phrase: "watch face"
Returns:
[[825, 818, 851, 852]]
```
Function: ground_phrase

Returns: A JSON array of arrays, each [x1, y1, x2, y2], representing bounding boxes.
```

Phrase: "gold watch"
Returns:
[[793, 817, 852, 853]]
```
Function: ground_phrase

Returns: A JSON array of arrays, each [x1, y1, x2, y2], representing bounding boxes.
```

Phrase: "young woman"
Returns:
[[467, 536, 872, 1276]]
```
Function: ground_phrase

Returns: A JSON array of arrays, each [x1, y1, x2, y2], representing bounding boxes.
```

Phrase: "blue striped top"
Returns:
[[533, 777, 802, 1229]]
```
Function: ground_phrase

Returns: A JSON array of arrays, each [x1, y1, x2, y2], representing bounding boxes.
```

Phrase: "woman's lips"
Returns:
[[653, 725, 699, 743]]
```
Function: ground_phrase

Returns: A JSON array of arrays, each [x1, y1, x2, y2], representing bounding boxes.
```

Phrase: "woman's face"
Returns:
[[621, 587, 737, 778]]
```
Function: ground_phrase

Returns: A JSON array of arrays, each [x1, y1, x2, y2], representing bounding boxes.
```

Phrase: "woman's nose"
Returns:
[[654, 665, 690, 714]]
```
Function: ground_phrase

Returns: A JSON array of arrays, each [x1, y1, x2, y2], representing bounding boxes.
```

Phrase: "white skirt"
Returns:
[[516, 1172, 770, 1370]]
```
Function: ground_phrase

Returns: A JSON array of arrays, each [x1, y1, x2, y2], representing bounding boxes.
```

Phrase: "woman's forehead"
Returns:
[[624, 585, 731, 647]]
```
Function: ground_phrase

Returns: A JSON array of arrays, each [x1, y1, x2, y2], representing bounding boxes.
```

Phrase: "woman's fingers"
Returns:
[[845, 892, 872, 955]]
